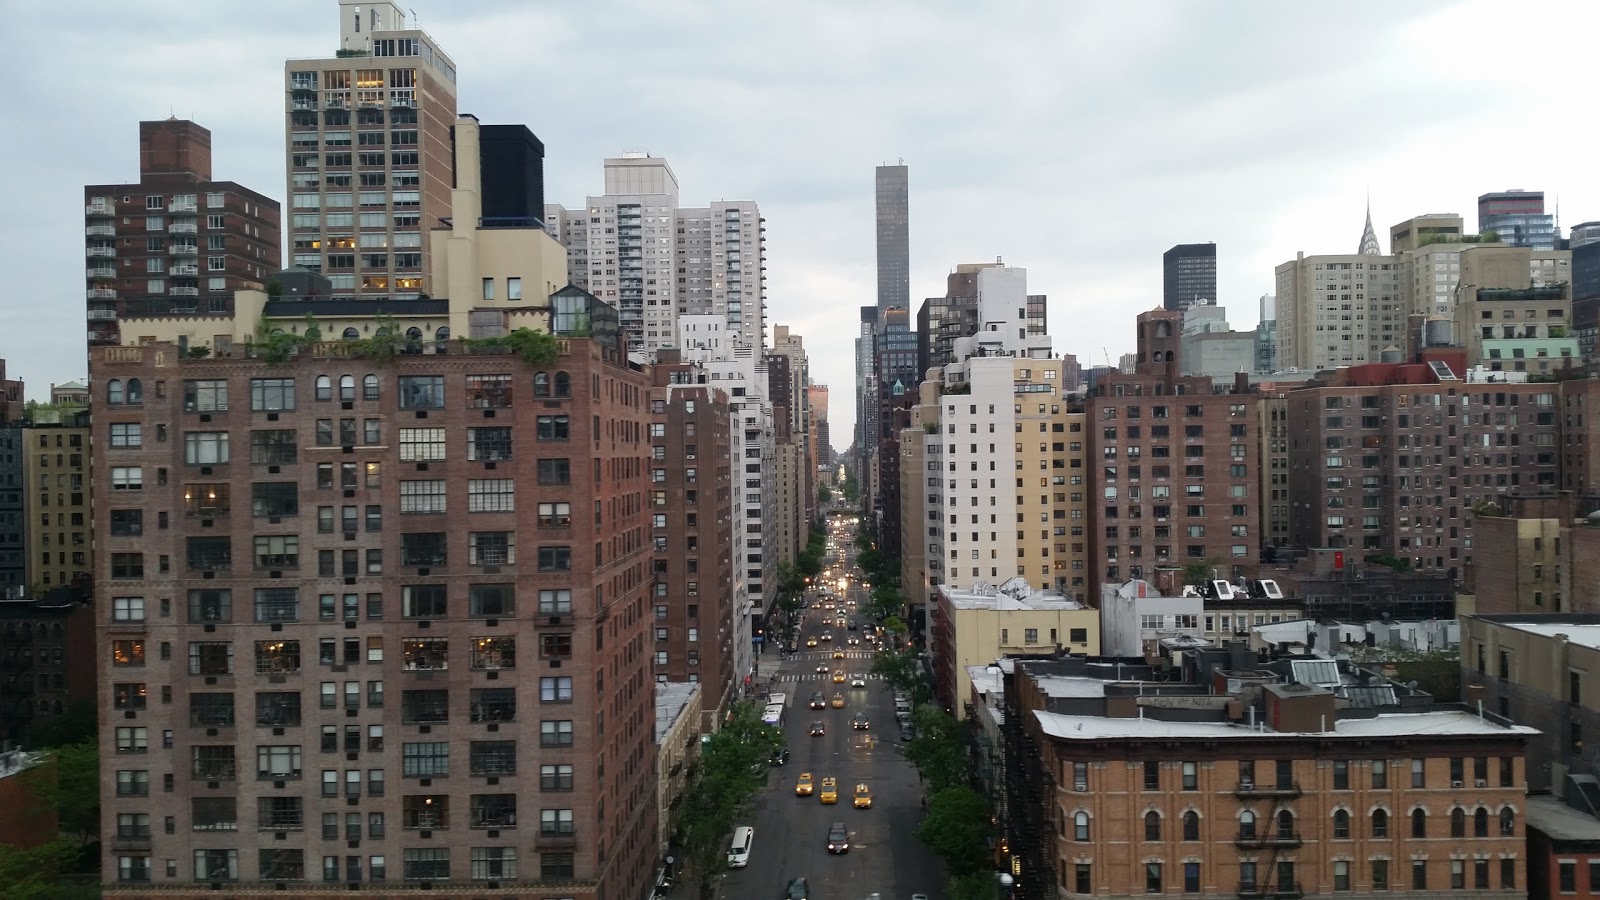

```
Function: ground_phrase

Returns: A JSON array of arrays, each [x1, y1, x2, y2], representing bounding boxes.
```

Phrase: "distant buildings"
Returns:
[[876, 164, 910, 314], [1479, 189, 1557, 251], [1162, 242, 1217, 312]]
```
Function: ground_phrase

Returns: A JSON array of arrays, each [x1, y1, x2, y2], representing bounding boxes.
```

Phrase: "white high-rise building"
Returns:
[[547, 155, 766, 356], [678, 315, 776, 687]]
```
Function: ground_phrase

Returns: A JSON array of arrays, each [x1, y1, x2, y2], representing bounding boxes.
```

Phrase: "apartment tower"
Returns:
[[1162, 242, 1217, 312], [283, 0, 457, 299], [84, 119, 281, 346], [875, 164, 910, 314]]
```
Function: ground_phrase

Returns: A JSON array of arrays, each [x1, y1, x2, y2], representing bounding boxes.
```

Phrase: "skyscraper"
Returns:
[[1479, 190, 1557, 250], [84, 119, 281, 346], [546, 157, 766, 355], [875, 164, 909, 313], [1161, 243, 1216, 312], [283, 0, 457, 299]]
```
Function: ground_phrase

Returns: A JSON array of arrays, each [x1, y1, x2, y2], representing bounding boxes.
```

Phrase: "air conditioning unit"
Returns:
[[1451, 780, 1463, 788], [1239, 780, 1255, 790], [1074, 782, 1088, 793], [1475, 779, 1488, 788]]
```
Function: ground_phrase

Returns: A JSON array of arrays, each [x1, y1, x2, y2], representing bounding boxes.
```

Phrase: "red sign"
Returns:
[[1333, 551, 1345, 570]]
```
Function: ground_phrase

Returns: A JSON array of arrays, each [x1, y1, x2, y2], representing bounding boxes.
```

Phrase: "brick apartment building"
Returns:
[[1088, 309, 1260, 595], [91, 336, 658, 897], [0, 588, 95, 743], [84, 119, 280, 346], [1000, 656, 1533, 898], [1284, 359, 1560, 581], [648, 355, 736, 717]]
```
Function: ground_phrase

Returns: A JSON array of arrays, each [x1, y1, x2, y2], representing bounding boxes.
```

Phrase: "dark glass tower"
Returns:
[[1162, 242, 1217, 312], [875, 164, 909, 312]]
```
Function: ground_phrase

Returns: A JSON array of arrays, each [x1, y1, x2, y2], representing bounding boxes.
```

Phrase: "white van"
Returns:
[[727, 825, 754, 868]]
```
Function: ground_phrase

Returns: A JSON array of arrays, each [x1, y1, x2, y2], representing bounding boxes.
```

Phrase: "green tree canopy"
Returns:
[[671, 704, 784, 898], [916, 786, 992, 876]]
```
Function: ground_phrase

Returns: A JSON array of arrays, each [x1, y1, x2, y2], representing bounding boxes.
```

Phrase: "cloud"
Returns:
[[5, 0, 1597, 452]]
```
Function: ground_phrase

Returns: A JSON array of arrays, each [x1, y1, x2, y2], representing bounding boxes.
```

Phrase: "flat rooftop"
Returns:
[[1525, 795, 1600, 842], [1034, 708, 1538, 742], [946, 593, 1085, 611], [1493, 621, 1600, 652], [654, 682, 700, 743]]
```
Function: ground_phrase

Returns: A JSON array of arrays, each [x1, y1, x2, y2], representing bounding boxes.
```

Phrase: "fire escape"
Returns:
[[1234, 766, 1305, 900], [1001, 674, 1053, 899]]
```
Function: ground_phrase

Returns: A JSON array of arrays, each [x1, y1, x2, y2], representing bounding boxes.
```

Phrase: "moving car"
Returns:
[[847, 621, 858, 631], [819, 777, 838, 804], [815, 663, 830, 674], [832, 649, 845, 659], [809, 692, 827, 710], [786, 877, 810, 899], [832, 670, 847, 683], [853, 783, 872, 809], [831, 693, 845, 708], [770, 747, 790, 766], [820, 632, 834, 642], [810, 720, 826, 737], [826, 821, 850, 853], [794, 772, 814, 796], [851, 712, 870, 730], [805, 637, 818, 648], [847, 637, 859, 646], [849, 674, 866, 688]]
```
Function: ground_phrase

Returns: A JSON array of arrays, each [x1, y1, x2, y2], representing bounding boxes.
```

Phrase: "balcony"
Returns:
[[168, 199, 198, 213], [168, 221, 198, 234], [1237, 883, 1303, 900], [87, 309, 118, 321], [1234, 831, 1303, 850], [169, 286, 200, 298], [168, 244, 198, 256], [290, 97, 318, 111], [87, 287, 117, 300], [1234, 781, 1300, 799], [86, 224, 115, 237], [87, 246, 116, 258], [87, 267, 117, 280], [389, 90, 416, 107], [86, 201, 115, 217], [324, 91, 349, 109], [170, 263, 199, 277]]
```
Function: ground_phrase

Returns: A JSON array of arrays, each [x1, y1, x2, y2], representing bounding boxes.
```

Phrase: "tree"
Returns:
[[842, 471, 860, 503], [905, 706, 970, 794], [1182, 558, 1222, 587], [671, 703, 783, 898], [0, 840, 77, 900], [947, 871, 1001, 900], [817, 483, 833, 503], [48, 740, 101, 844], [916, 786, 992, 876], [871, 647, 920, 693]]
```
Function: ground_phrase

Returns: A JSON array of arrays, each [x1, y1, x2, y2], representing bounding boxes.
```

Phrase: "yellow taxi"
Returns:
[[794, 772, 814, 797], [854, 783, 872, 809], [832, 649, 845, 659], [805, 637, 818, 648], [831, 693, 845, 709], [819, 777, 838, 804], [832, 669, 846, 683]]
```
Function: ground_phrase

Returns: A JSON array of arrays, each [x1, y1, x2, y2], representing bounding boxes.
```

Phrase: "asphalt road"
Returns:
[[718, 550, 946, 900]]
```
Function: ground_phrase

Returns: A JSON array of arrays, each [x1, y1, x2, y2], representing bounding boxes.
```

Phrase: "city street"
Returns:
[[718, 522, 946, 899]]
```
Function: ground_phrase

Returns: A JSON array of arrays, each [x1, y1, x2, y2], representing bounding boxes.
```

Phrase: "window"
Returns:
[[1450, 807, 1466, 838], [540, 676, 572, 702], [1181, 810, 1199, 841], [109, 423, 142, 449], [541, 763, 573, 791], [536, 458, 571, 484], [1143, 810, 1160, 841], [398, 427, 446, 461], [467, 427, 512, 461], [400, 531, 447, 567], [540, 720, 574, 747], [1500, 806, 1515, 836], [254, 588, 299, 623], [257, 745, 302, 779], [1181, 761, 1197, 790], [251, 482, 298, 517], [398, 376, 444, 409], [1333, 809, 1350, 838], [469, 584, 513, 617], [400, 480, 446, 513], [538, 546, 571, 572], [539, 502, 571, 527], [250, 429, 297, 464], [115, 726, 149, 753], [402, 742, 449, 777], [253, 535, 299, 569], [540, 852, 574, 880], [1371, 759, 1387, 789], [1411, 859, 1427, 891], [1333, 860, 1350, 892], [250, 378, 296, 411], [1371, 809, 1388, 838], [1143, 761, 1159, 791], [1410, 808, 1426, 838], [111, 466, 143, 491], [402, 585, 448, 618], [1145, 862, 1162, 894], [465, 374, 511, 408], [537, 415, 569, 440], [539, 808, 574, 834], [111, 552, 144, 578], [470, 846, 516, 880], [473, 637, 516, 670], [467, 479, 514, 512], [539, 589, 573, 615], [112, 597, 146, 622], [472, 741, 517, 777], [1073, 811, 1090, 841], [469, 532, 513, 565]]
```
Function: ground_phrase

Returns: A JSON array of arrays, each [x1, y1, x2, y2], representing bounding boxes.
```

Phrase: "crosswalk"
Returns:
[[770, 672, 885, 683], [791, 650, 877, 660]]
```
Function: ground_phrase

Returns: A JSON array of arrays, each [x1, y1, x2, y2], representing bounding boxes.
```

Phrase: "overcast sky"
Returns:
[[5, 0, 1594, 448]]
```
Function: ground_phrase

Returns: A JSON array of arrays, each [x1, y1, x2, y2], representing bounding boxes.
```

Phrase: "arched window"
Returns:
[[1239, 810, 1256, 839], [1411, 808, 1427, 838], [534, 372, 550, 397], [1499, 807, 1515, 837], [435, 326, 449, 352], [1276, 809, 1294, 838], [126, 378, 142, 403], [1332, 809, 1350, 839], [1155, 320, 1172, 339], [339, 375, 355, 402], [363, 375, 379, 401], [554, 371, 572, 398], [1073, 811, 1090, 841], [1181, 811, 1199, 841], [1450, 807, 1466, 838], [1474, 807, 1489, 838], [405, 327, 423, 353], [342, 327, 360, 340], [315, 375, 332, 401], [1371, 809, 1389, 838], [1143, 811, 1161, 841], [106, 379, 124, 405]]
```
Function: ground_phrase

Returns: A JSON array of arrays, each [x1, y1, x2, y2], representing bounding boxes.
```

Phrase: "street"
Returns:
[[717, 521, 947, 900]]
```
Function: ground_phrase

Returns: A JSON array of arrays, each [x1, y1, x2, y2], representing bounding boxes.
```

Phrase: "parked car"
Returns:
[[770, 747, 790, 766]]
